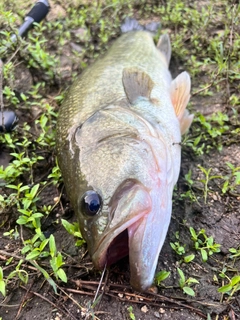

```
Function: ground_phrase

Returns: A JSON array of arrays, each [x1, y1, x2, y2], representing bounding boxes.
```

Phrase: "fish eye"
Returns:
[[80, 191, 102, 216]]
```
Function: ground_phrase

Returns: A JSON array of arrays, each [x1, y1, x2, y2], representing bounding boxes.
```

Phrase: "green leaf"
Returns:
[[183, 286, 195, 296], [16, 216, 28, 225], [57, 268, 67, 283], [75, 239, 85, 247], [226, 162, 234, 170], [61, 219, 74, 235], [201, 249, 208, 262], [26, 250, 40, 260], [49, 234, 57, 257], [29, 184, 40, 198], [187, 277, 199, 284], [7, 270, 17, 281], [50, 257, 57, 272], [32, 233, 40, 244], [56, 252, 63, 267], [234, 172, 240, 184], [0, 280, 6, 297], [222, 180, 229, 194], [19, 185, 30, 192], [18, 271, 28, 284], [155, 270, 170, 285], [6, 184, 19, 190], [177, 268, 185, 288], [184, 254, 195, 263], [39, 251, 50, 258], [207, 313, 212, 320], [207, 236, 213, 246], [32, 213, 44, 219], [218, 284, 232, 293], [231, 276, 240, 286], [18, 208, 32, 216], [39, 239, 49, 251], [189, 227, 197, 240]]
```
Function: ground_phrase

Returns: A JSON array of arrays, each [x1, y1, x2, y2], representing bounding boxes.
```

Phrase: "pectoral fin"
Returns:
[[122, 68, 154, 104], [170, 71, 193, 134]]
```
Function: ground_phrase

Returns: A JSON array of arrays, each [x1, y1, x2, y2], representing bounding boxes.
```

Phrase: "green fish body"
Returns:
[[56, 25, 193, 291]]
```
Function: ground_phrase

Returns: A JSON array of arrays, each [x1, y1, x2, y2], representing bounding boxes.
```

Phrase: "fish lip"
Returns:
[[91, 211, 148, 269]]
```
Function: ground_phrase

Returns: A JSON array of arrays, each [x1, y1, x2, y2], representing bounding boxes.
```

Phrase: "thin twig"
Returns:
[[92, 262, 107, 306], [56, 284, 83, 310], [15, 281, 34, 319], [66, 281, 208, 319]]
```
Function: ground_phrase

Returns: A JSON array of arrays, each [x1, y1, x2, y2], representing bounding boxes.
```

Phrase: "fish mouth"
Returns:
[[92, 206, 148, 269], [91, 179, 172, 292]]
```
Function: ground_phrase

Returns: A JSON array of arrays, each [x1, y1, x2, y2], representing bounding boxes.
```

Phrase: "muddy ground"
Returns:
[[0, 1, 240, 319]]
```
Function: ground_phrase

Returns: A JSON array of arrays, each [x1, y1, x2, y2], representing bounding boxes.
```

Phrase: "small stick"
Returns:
[[92, 261, 107, 306]]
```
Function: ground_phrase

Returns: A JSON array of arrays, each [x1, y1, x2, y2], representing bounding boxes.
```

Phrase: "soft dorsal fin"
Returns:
[[122, 68, 154, 104], [180, 111, 194, 135], [157, 34, 171, 66], [170, 71, 193, 134]]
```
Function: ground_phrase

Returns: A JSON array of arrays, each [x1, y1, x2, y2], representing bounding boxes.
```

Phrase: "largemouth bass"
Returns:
[[56, 19, 193, 291]]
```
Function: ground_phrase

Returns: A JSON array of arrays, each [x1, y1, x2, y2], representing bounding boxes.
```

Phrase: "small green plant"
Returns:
[[6, 260, 29, 287], [3, 226, 19, 240], [218, 269, 240, 299], [229, 247, 240, 259], [61, 219, 85, 247], [190, 227, 221, 261], [177, 268, 199, 297], [127, 306, 136, 320], [49, 235, 67, 283], [179, 169, 198, 204], [197, 165, 221, 203], [155, 270, 171, 286], [170, 231, 195, 263], [184, 111, 232, 155], [221, 162, 240, 195], [48, 162, 62, 186], [22, 231, 50, 260], [170, 231, 185, 255], [183, 133, 205, 156]]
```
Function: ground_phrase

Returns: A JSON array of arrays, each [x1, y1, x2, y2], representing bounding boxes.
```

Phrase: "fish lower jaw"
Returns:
[[92, 216, 145, 270]]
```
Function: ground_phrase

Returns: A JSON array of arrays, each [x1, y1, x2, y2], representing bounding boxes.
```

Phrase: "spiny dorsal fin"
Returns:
[[157, 34, 171, 66], [170, 71, 193, 134], [121, 18, 144, 33], [121, 18, 160, 34], [122, 68, 154, 104]]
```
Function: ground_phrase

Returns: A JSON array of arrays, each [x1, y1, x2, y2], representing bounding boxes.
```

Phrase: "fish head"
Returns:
[[70, 101, 176, 292]]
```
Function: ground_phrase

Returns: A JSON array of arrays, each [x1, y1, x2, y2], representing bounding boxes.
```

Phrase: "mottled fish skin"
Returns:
[[56, 28, 193, 291]]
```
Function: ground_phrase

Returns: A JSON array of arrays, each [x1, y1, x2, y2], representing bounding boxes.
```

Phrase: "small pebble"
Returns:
[[159, 308, 165, 313], [141, 305, 148, 313]]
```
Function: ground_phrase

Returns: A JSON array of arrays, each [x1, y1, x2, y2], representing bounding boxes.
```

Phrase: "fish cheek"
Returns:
[[58, 134, 101, 249], [77, 198, 109, 257]]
